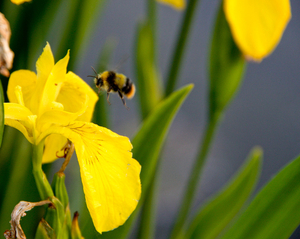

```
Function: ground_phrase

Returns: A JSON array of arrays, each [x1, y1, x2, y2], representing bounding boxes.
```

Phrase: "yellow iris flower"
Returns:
[[157, 0, 185, 10], [10, 0, 31, 4], [224, 0, 291, 61], [4, 43, 141, 233]]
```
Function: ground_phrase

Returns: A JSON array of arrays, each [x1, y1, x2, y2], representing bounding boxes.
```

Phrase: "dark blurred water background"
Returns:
[[62, 0, 300, 237]]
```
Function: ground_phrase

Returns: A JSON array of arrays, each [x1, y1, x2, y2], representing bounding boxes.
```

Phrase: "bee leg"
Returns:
[[106, 92, 111, 105], [118, 91, 129, 109]]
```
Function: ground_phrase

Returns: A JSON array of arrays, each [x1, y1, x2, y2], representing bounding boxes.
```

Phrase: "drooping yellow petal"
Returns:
[[10, 0, 31, 5], [56, 72, 98, 122], [4, 103, 34, 143], [157, 0, 185, 10], [38, 50, 70, 116], [7, 70, 37, 108], [38, 122, 141, 233], [224, 0, 291, 60]]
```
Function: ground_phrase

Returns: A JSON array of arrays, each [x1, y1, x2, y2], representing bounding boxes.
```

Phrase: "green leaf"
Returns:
[[56, 0, 107, 70], [27, 0, 62, 69], [186, 147, 262, 239], [209, 2, 246, 119], [96, 84, 193, 239], [220, 154, 300, 239], [0, 81, 3, 147], [0, 135, 34, 235], [135, 20, 162, 119], [164, 0, 201, 97], [132, 84, 193, 191]]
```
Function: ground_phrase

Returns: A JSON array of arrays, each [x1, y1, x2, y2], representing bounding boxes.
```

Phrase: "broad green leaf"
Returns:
[[132, 84, 193, 191], [96, 84, 193, 239], [186, 147, 262, 239], [135, 20, 162, 119], [0, 81, 3, 147], [220, 154, 300, 239], [209, 2, 245, 120]]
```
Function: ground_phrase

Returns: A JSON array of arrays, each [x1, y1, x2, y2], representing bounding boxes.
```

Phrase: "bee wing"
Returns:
[[113, 55, 130, 72]]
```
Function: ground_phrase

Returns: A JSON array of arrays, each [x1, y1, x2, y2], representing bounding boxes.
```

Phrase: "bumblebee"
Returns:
[[88, 67, 135, 107]]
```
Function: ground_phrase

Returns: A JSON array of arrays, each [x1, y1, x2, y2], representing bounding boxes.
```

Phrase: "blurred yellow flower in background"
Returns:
[[10, 0, 31, 5], [157, 0, 185, 10], [4, 43, 141, 233], [224, 0, 291, 61]]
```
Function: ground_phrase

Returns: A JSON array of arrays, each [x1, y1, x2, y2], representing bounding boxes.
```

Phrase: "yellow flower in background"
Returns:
[[10, 0, 31, 4], [157, 0, 185, 10], [224, 0, 291, 61], [4, 43, 141, 233]]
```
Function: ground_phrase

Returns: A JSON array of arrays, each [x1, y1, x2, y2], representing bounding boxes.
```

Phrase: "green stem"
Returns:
[[148, 0, 157, 65], [32, 141, 54, 200], [136, 3, 158, 237], [137, 171, 158, 239], [147, 0, 156, 33], [170, 113, 221, 239], [165, 0, 201, 97]]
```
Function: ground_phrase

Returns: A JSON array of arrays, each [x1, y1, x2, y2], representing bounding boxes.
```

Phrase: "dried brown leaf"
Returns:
[[0, 13, 14, 77]]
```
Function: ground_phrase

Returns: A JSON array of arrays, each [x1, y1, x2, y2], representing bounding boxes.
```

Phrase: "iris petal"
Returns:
[[32, 43, 55, 114], [56, 72, 98, 122], [224, 0, 291, 60], [4, 103, 34, 143], [37, 122, 141, 233], [36, 42, 55, 84], [39, 50, 70, 116], [7, 70, 37, 108], [37, 101, 87, 133]]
